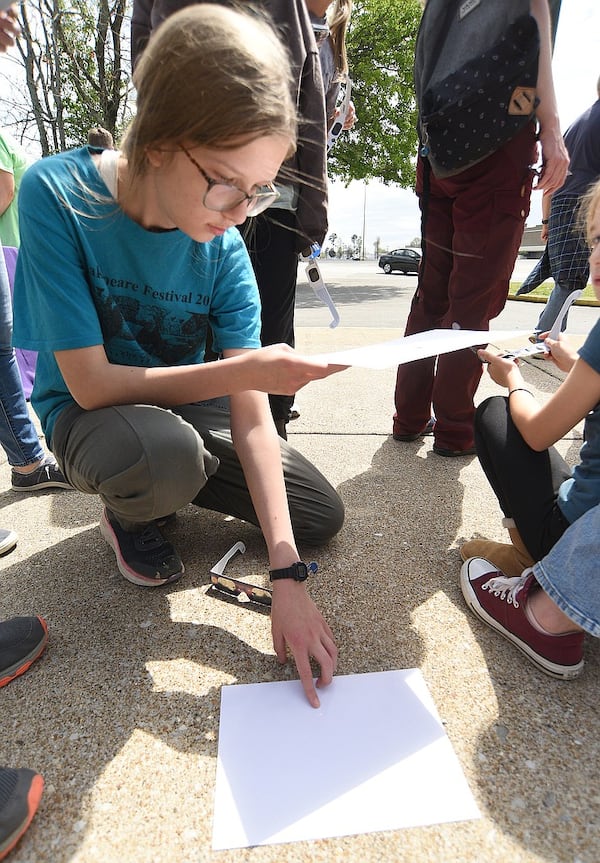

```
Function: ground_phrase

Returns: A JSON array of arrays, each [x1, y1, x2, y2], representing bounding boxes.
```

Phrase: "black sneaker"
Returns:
[[100, 508, 184, 587], [0, 616, 48, 689], [0, 767, 44, 860], [393, 416, 435, 442], [433, 445, 477, 458], [11, 457, 71, 492]]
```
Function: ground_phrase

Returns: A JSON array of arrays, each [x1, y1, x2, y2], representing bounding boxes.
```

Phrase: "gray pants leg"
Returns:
[[52, 403, 219, 531], [177, 403, 344, 545], [52, 402, 344, 544]]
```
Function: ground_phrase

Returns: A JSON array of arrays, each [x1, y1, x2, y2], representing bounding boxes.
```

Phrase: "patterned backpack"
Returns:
[[415, 0, 540, 178]]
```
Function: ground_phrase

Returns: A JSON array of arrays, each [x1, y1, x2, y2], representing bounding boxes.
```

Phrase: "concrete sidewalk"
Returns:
[[1, 327, 598, 863]]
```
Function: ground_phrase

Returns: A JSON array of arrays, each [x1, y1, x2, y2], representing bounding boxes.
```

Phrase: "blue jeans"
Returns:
[[533, 502, 600, 637], [534, 284, 574, 335], [0, 241, 44, 467]]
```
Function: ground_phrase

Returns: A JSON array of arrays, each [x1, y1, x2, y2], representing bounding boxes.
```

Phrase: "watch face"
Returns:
[[295, 562, 309, 581]]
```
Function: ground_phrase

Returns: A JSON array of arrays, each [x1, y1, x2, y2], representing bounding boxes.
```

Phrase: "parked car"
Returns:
[[378, 248, 421, 274]]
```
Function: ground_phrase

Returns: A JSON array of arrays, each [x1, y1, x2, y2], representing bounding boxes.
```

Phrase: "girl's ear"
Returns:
[[145, 147, 164, 169]]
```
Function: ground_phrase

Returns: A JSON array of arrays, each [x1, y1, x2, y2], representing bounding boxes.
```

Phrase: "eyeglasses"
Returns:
[[207, 540, 272, 613], [179, 145, 279, 216], [209, 573, 272, 609]]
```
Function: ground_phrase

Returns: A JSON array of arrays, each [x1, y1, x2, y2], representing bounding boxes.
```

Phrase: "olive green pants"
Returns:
[[52, 400, 344, 544]]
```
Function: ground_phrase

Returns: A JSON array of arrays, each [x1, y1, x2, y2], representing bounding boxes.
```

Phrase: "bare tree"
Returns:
[[3, 0, 132, 154]]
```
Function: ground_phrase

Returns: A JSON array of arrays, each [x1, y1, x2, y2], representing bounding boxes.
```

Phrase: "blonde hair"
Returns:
[[581, 178, 600, 245], [327, 0, 353, 78], [121, 5, 297, 184]]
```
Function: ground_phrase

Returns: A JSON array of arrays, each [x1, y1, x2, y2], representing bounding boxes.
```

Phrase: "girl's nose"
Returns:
[[224, 200, 252, 226]]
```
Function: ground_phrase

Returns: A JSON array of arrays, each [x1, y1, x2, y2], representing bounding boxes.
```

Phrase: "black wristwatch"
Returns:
[[268, 561, 318, 582], [541, 218, 549, 225]]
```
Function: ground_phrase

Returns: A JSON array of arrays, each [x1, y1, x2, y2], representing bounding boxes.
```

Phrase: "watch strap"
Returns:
[[268, 561, 318, 582]]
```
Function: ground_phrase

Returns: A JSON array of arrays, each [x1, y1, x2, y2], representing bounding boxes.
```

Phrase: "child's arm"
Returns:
[[55, 342, 346, 411], [227, 376, 337, 709], [478, 349, 600, 451]]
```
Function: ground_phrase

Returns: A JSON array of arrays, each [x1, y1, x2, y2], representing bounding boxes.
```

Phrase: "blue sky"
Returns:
[[328, 1, 600, 253]]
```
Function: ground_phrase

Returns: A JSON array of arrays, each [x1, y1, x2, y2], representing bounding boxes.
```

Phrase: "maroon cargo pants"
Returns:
[[393, 122, 537, 452]]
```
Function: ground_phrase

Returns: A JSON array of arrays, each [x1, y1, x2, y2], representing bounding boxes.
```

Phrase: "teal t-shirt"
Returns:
[[13, 147, 261, 443], [558, 317, 600, 524]]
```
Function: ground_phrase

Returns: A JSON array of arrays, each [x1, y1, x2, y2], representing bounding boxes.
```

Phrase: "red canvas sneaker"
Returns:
[[460, 558, 584, 679]]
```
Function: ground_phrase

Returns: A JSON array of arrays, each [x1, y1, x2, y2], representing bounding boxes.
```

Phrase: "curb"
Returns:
[[508, 294, 599, 307]]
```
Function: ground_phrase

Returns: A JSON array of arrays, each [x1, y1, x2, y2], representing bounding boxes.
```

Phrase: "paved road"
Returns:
[[296, 259, 598, 335]]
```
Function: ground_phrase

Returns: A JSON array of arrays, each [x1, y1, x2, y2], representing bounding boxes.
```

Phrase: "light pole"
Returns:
[[361, 180, 368, 260]]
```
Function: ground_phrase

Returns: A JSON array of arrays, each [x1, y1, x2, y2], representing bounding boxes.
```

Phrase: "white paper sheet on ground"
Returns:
[[212, 669, 480, 850], [311, 328, 525, 369]]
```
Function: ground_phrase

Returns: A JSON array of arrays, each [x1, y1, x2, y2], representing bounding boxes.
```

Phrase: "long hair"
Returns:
[[580, 178, 600, 245], [121, 4, 297, 184], [327, 0, 353, 78]]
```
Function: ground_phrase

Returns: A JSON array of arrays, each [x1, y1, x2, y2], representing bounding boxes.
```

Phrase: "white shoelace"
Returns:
[[482, 572, 530, 608]]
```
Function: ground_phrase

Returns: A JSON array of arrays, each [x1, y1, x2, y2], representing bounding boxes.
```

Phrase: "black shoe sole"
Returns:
[[393, 418, 435, 442], [433, 445, 477, 458]]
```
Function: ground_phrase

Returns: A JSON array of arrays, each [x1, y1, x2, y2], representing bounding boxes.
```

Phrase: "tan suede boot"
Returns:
[[460, 522, 534, 578]]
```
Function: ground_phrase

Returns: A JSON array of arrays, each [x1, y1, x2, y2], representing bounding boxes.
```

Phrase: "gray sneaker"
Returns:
[[11, 457, 71, 492], [0, 616, 48, 688], [0, 767, 44, 859]]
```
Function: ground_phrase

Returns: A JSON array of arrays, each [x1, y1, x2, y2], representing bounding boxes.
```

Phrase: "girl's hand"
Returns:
[[477, 348, 523, 390], [270, 580, 337, 709], [342, 101, 357, 131], [247, 344, 348, 396], [540, 333, 579, 373]]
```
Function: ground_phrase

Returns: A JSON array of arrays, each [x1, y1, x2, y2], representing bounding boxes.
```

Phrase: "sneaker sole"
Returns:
[[0, 532, 18, 556], [11, 480, 72, 492], [433, 446, 477, 458], [459, 560, 584, 680], [99, 513, 184, 588], [393, 418, 436, 442], [0, 772, 44, 860], [0, 617, 49, 688]]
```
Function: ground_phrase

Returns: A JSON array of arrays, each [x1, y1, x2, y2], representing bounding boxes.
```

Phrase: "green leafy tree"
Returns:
[[3, 0, 130, 154], [328, 0, 422, 188]]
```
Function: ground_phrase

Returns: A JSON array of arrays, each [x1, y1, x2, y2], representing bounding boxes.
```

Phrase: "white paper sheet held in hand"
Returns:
[[312, 328, 525, 369], [212, 669, 480, 850]]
